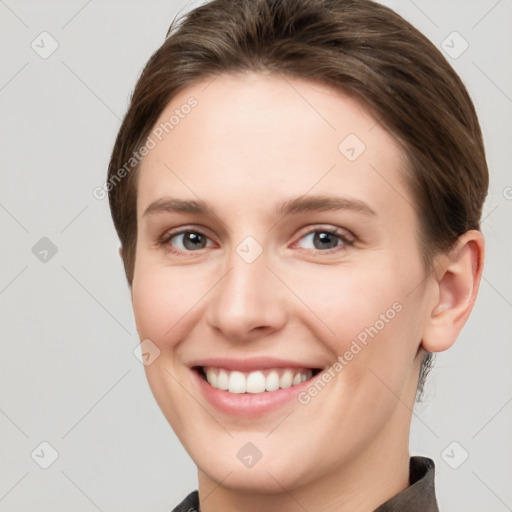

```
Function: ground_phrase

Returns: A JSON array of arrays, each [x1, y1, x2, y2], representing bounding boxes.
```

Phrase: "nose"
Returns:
[[205, 247, 288, 342]]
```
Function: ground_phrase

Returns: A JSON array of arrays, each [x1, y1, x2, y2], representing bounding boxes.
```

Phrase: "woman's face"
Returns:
[[132, 72, 434, 492]]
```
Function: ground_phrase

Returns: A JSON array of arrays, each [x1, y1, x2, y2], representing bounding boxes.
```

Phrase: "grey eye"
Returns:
[[297, 231, 344, 250], [170, 231, 209, 250]]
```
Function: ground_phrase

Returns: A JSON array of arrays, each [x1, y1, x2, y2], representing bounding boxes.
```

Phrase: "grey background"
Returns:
[[0, 0, 511, 510]]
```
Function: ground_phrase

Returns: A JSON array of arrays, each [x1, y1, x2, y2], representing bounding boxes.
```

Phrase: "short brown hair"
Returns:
[[107, 0, 488, 398]]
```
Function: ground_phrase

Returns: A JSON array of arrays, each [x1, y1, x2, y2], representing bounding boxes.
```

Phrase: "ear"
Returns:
[[118, 246, 123, 259], [422, 230, 485, 353]]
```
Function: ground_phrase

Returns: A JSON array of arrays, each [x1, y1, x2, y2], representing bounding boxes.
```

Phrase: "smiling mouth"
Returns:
[[194, 366, 322, 394]]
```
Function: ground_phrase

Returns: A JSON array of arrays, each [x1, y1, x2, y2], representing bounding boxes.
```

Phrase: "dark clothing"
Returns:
[[172, 456, 438, 512]]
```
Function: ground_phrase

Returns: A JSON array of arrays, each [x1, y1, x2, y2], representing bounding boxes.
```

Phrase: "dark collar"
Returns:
[[172, 456, 438, 512], [374, 456, 439, 511]]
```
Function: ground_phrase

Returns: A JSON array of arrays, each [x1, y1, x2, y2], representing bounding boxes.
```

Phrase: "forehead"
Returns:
[[136, 72, 411, 221]]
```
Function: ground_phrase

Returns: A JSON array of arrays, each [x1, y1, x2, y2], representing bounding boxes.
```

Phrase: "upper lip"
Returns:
[[188, 357, 323, 372]]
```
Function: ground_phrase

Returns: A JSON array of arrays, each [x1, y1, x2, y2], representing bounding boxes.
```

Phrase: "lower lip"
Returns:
[[191, 368, 316, 417]]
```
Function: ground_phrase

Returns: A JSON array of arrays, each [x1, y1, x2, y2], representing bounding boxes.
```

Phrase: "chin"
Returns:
[[197, 455, 310, 494]]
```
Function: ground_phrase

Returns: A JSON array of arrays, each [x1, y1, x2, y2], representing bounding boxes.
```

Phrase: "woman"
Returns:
[[106, 0, 487, 510]]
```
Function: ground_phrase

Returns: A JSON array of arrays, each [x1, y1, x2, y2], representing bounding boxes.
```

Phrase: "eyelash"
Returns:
[[157, 225, 355, 257]]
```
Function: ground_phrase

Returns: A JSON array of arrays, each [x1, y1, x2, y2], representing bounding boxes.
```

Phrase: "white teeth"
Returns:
[[203, 367, 314, 394], [279, 370, 293, 389], [206, 368, 217, 388], [217, 369, 229, 390], [228, 371, 246, 394], [265, 370, 280, 392], [246, 371, 266, 393]]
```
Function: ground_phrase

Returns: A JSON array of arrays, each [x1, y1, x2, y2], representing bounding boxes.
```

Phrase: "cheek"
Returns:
[[132, 265, 190, 344], [287, 263, 406, 341], [286, 259, 424, 384], [132, 269, 165, 340], [131, 258, 219, 349]]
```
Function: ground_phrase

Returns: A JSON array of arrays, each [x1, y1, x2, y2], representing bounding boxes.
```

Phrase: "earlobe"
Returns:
[[118, 246, 123, 259], [422, 230, 485, 353]]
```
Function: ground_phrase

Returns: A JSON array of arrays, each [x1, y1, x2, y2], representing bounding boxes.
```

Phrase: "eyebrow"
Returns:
[[143, 197, 212, 217], [142, 194, 377, 218], [276, 195, 376, 217]]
